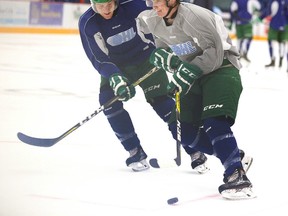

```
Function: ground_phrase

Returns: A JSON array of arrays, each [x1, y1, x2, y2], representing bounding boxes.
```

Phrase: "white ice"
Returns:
[[0, 33, 288, 216]]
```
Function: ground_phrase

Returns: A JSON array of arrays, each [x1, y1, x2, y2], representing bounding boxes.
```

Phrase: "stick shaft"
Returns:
[[174, 92, 181, 166], [17, 67, 159, 147]]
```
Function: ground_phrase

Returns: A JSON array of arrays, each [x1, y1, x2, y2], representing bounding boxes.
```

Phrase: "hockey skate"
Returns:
[[126, 146, 150, 172], [241, 52, 250, 63], [239, 149, 253, 173], [279, 57, 283, 68], [219, 168, 256, 200], [190, 151, 210, 174], [265, 58, 275, 68]]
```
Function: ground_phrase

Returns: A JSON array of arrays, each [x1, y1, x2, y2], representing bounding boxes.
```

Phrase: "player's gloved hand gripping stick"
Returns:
[[150, 48, 203, 98], [17, 67, 159, 147]]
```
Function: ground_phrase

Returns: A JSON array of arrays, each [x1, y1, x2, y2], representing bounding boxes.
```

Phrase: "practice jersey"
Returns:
[[138, 3, 241, 75], [230, 0, 261, 25], [266, 0, 288, 30], [78, 0, 155, 78]]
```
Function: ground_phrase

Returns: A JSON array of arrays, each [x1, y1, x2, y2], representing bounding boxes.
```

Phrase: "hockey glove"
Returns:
[[109, 74, 136, 102], [167, 61, 202, 97], [149, 48, 181, 73]]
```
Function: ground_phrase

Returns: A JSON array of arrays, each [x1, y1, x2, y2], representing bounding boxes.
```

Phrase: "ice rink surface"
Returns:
[[0, 33, 288, 216]]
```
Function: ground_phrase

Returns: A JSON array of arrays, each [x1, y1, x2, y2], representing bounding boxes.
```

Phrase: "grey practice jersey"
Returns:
[[137, 3, 241, 75]]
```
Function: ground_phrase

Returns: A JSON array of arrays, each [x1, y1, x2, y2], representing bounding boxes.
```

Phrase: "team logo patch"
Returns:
[[170, 41, 197, 56], [107, 27, 136, 46]]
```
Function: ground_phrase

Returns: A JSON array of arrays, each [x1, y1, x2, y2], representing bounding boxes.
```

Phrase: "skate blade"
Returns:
[[221, 187, 256, 200], [242, 156, 253, 173], [129, 159, 150, 172], [194, 163, 210, 174]]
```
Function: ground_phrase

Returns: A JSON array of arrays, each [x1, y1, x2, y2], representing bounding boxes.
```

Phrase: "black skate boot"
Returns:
[[219, 168, 256, 200], [242, 52, 250, 62], [126, 146, 149, 172], [279, 57, 283, 68], [190, 151, 209, 174], [265, 58, 275, 67]]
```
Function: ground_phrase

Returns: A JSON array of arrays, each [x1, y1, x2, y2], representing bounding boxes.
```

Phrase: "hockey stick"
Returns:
[[149, 91, 181, 168], [17, 67, 159, 147], [174, 91, 181, 166]]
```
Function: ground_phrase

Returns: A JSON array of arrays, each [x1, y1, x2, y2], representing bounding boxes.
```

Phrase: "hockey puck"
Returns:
[[167, 197, 178, 205]]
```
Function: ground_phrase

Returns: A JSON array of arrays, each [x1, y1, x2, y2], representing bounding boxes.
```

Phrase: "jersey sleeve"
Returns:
[[78, 9, 121, 79], [137, 10, 153, 35], [180, 13, 225, 74]]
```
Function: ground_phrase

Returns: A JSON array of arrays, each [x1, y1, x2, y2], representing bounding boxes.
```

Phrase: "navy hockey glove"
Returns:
[[109, 74, 136, 101], [167, 61, 202, 97], [149, 48, 181, 73]]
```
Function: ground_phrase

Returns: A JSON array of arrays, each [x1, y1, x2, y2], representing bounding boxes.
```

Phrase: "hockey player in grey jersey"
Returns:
[[137, 0, 255, 199]]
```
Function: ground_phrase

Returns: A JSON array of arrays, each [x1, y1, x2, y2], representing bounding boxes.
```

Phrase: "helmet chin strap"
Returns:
[[163, 0, 178, 18]]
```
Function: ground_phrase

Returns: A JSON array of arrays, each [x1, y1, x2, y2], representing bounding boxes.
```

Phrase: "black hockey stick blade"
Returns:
[[149, 158, 160, 168], [149, 157, 181, 168], [17, 132, 60, 147], [17, 123, 80, 147], [174, 157, 181, 166]]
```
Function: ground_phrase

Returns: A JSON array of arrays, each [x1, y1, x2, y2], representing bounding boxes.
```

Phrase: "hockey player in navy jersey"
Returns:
[[262, 0, 288, 68], [230, 0, 261, 62], [78, 0, 209, 172]]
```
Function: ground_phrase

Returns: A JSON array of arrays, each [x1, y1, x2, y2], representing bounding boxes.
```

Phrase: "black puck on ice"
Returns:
[[167, 197, 178, 205]]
